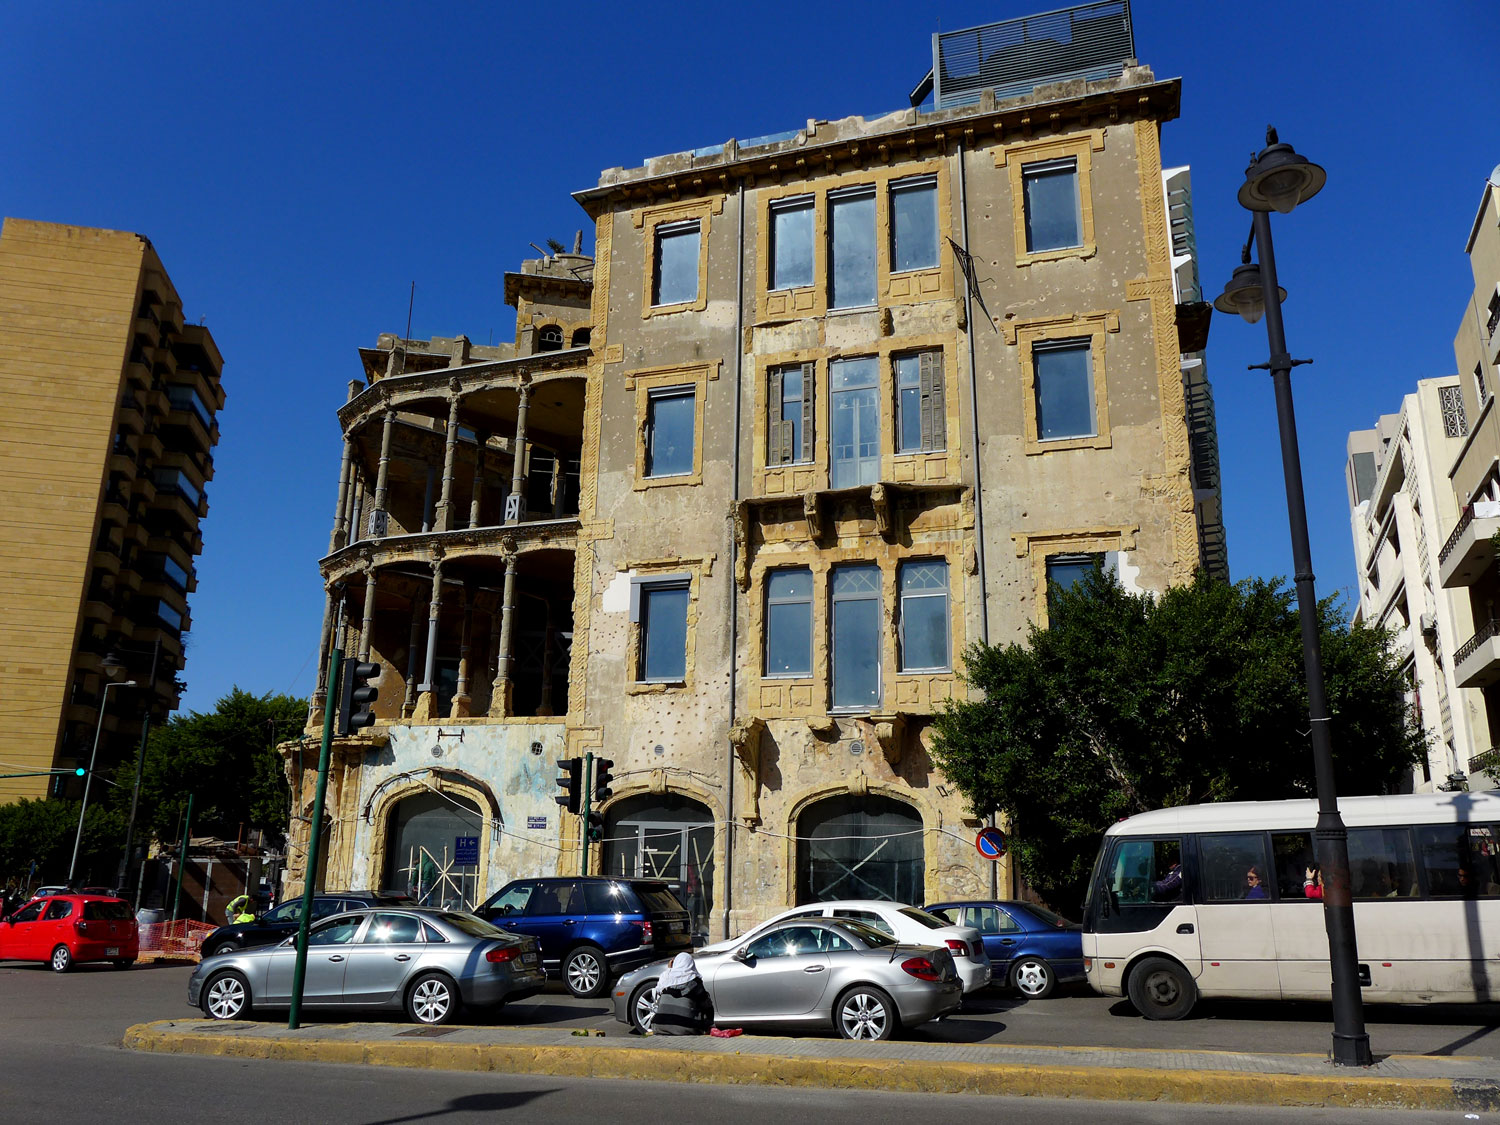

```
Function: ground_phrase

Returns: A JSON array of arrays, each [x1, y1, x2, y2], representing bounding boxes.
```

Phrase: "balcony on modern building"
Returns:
[[1456, 615, 1500, 689], [1438, 500, 1500, 588]]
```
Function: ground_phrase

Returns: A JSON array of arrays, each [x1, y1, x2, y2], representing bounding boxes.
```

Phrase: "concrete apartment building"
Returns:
[[0, 218, 224, 805], [286, 3, 1224, 936], [1346, 377, 1479, 791], [1432, 165, 1500, 787]]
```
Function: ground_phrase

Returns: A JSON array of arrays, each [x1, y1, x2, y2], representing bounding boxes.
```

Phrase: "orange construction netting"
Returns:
[[137, 919, 216, 961]]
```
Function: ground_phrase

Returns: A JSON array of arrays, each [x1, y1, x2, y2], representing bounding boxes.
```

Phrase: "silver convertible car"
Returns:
[[188, 907, 544, 1025], [613, 917, 961, 1040]]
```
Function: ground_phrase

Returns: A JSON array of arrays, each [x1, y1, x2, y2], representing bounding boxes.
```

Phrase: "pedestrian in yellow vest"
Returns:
[[226, 894, 255, 924]]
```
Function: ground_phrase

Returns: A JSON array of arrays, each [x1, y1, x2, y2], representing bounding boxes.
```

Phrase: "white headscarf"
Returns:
[[657, 952, 700, 991]]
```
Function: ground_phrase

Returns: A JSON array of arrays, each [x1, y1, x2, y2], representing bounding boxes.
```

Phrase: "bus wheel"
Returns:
[[1127, 956, 1196, 1020]]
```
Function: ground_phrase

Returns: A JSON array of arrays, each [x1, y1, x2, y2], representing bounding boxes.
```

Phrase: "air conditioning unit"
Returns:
[[1419, 613, 1438, 640]]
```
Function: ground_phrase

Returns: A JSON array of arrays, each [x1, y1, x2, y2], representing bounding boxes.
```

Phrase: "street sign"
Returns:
[[976, 827, 1006, 860], [454, 836, 480, 866]]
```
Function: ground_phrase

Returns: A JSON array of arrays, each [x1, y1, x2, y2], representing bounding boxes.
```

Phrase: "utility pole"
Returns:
[[290, 645, 341, 1030]]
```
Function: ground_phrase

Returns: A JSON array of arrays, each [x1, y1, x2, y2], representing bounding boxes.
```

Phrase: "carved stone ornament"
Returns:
[[870, 713, 907, 766], [728, 717, 765, 774], [870, 484, 893, 541], [802, 492, 823, 541]]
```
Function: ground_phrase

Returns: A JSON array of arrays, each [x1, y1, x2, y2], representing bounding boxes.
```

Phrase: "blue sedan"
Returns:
[[924, 900, 1084, 999]]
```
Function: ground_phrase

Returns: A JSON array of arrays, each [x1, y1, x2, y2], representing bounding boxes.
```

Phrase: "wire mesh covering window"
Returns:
[[797, 794, 924, 904], [1439, 384, 1469, 438]]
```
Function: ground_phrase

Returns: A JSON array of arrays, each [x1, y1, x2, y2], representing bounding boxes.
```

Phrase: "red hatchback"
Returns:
[[0, 894, 139, 971]]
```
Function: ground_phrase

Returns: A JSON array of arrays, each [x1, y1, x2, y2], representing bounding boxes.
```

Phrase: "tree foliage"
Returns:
[[136, 688, 306, 848], [0, 799, 125, 889], [929, 570, 1426, 915]]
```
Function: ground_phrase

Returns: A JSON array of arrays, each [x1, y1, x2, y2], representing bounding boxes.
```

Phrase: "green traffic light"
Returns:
[[74, 767, 86, 777]]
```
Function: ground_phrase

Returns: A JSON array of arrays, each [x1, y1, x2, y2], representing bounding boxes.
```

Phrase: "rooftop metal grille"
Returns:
[[933, 1, 1134, 109]]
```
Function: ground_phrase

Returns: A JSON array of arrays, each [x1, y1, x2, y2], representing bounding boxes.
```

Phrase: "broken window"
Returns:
[[652, 220, 700, 306], [767, 362, 814, 466], [895, 351, 945, 453]]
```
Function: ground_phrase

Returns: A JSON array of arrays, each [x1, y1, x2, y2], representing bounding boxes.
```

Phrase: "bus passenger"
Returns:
[[1244, 866, 1267, 899], [1303, 864, 1324, 900]]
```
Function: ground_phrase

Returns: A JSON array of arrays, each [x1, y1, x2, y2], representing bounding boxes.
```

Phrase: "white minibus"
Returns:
[[1081, 792, 1500, 1018]]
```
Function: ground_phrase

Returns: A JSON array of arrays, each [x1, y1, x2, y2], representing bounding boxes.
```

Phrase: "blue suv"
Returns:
[[476, 877, 692, 997]]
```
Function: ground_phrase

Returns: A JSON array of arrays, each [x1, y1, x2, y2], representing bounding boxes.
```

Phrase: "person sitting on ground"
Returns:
[[1243, 865, 1267, 899], [1303, 863, 1324, 901], [650, 953, 713, 1036]]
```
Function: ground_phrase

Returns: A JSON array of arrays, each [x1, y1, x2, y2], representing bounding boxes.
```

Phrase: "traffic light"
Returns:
[[74, 767, 86, 777], [592, 757, 615, 804], [586, 809, 605, 843], [337, 661, 381, 736], [555, 757, 582, 815]]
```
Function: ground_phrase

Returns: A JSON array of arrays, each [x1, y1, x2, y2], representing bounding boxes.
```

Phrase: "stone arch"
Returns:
[[784, 781, 935, 907], [367, 773, 496, 901]]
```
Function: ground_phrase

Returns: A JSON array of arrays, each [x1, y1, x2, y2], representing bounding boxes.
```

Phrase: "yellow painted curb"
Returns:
[[120, 1022, 1493, 1111]]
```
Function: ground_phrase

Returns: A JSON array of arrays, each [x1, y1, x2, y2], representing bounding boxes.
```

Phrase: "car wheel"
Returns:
[[629, 981, 659, 1033], [1011, 956, 1055, 999], [112, 959, 135, 970], [405, 972, 460, 1025], [1127, 956, 1197, 1021], [201, 971, 252, 1020], [563, 945, 608, 998], [208, 941, 238, 958], [834, 985, 897, 1041], [49, 945, 73, 973]]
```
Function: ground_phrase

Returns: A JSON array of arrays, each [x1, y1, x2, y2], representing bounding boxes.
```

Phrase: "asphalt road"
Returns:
[[1, 960, 1496, 1123]]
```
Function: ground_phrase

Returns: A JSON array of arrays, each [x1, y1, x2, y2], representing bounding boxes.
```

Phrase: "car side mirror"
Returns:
[[732, 946, 752, 964]]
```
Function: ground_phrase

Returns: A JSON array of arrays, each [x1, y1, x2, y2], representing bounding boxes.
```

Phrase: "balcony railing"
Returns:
[[1471, 746, 1500, 777], [1455, 617, 1500, 666], [1439, 503, 1475, 566]]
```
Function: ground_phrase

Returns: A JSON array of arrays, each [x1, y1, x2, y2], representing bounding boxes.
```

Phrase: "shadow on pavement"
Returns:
[[359, 1089, 559, 1125]]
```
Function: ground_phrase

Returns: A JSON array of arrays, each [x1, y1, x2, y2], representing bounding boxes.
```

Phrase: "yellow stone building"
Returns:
[[0, 218, 224, 807], [286, 8, 1223, 939]]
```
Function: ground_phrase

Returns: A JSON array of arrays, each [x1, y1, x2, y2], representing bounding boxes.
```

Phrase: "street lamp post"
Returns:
[[111, 640, 163, 901], [67, 676, 137, 885], [1215, 127, 1372, 1068]]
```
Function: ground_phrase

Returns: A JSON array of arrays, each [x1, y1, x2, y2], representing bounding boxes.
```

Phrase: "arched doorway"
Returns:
[[382, 790, 484, 908], [603, 794, 714, 942], [796, 794, 924, 904]]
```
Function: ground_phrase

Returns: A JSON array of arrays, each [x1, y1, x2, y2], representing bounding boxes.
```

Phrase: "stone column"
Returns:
[[348, 472, 366, 544], [485, 600, 502, 714], [435, 390, 462, 532], [414, 553, 444, 720], [358, 565, 379, 662], [451, 584, 474, 718], [488, 548, 518, 717], [329, 438, 354, 553], [370, 409, 395, 538], [505, 384, 531, 525], [310, 582, 338, 727], [468, 437, 486, 529], [402, 594, 425, 719]]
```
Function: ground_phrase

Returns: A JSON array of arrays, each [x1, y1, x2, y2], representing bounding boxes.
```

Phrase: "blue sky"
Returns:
[[4, 2, 1497, 714]]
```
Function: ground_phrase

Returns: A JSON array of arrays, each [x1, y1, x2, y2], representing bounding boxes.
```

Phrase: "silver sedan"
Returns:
[[613, 917, 961, 1040], [187, 907, 544, 1025]]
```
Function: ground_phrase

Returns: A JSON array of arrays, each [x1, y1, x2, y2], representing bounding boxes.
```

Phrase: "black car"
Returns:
[[199, 891, 414, 958], [474, 878, 692, 997]]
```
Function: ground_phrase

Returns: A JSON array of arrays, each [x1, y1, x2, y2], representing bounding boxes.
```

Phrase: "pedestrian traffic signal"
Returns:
[[593, 757, 615, 804], [74, 767, 86, 777], [586, 809, 605, 843], [337, 661, 381, 736], [555, 757, 583, 815]]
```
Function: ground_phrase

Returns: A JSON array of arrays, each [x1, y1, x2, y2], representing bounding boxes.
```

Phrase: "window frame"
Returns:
[[1021, 156, 1083, 255], [997, 130, 1103, 267], [629, 362, 715, 490], [1004, 310, 1118, 455], [769, 195, 815, 293], [650, 218, 703, 309], [828, 356, 881, 489], [829, 562, 883, 711], [897, 558, 951, 673], [764, 567, 814, 679], [643, 385, 697, 480], [1031, 337, 1098, 443], [767, 362, 815, 467], [894, 350, 946, 454], [889, 174, 940, 274], [633, 577, 692, 685], [827, 185, 878, 311], [637, 198, 720, 319]]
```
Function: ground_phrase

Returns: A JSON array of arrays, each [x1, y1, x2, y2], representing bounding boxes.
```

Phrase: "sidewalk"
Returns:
[[124, 1019, 1500, 1111]]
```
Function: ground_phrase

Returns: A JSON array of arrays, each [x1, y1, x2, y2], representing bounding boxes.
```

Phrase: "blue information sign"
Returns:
[[975, 827, 1007, 860], [454, 836, 480, 866]]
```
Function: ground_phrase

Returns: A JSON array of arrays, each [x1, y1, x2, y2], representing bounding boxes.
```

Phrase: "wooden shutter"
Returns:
[[919, 351, 945, 451], [799, 361, 815, 464], [767, 368, 786, 465]]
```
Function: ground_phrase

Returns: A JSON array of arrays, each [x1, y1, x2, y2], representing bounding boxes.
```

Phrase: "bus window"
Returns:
[[1272, 832, 1316, 899], [1110, 838, 1182, 904], [1348, 827, 1418, 899], [1198, 833, 1271, 902], [1417, 824, 1500, 898]]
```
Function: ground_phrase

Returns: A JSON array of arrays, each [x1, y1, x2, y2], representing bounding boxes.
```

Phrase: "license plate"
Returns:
[[106, 947, 119, 957], [520, 953, 537, 965]]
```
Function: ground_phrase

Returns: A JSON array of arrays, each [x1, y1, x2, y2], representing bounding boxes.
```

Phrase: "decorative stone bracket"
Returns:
[[869, 713, 907, 766], [802, 492, 823, 542], [728, 717, 765, 825]]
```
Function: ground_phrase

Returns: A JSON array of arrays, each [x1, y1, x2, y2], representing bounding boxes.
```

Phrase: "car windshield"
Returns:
[[899, 907, 950, 930], [437, 912, 507, 939], [837, 919, 897, 948], [1021, 903, 1074, 929]]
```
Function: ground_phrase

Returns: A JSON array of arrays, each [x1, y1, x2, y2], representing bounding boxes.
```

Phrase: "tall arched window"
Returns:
[[537, 325, 563, 352], [796, 794, 923, 905], [382, 791, 483, 908]]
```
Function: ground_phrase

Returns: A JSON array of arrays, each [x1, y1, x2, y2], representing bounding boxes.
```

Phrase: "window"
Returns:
[[1022, 158, 1082, 253], [1198, 833, 1273, 902], [830, 357, 879, 488], [1417, 824, 1500, 897], [43, 899, 74, 921], [830, 564, 881, 709], [746, 925, 825, 959], [1348, 827, 1419, 899], [965, 905, 1020, 934], [482, 882, 535, 916], [1477, 363, 1491, 408], [830, 908, 894, 936], [899, 559, 949, 672], [537, 325, 563, 352], [570, 327, 591, 347], [1033, 340, 1095, 441], [1046, 553, 1104, 601], [797, 794, 923, 904], [157, 600, 183, 631], [767, 363, 813, 466], [645, 388, 695, 478], [765, 568, 813, 677], [1108, 838, 1183, 905], [154, 467, 203, 509], [895, 351, 945, 453], [890, 176, 938, 272], [11, 901, 44, 923], [652, 220, 701, 307], [1439, 384, 1468, 438], [525, 882, 574, 915], [167, 383, 214, 429], [308, 915, 365, 945], [770, 196, 814, 290], [637, 580, 690, 682], [829, 187, 876, 309], [161, 555, 190, 591], [362, 913, 423, 943]]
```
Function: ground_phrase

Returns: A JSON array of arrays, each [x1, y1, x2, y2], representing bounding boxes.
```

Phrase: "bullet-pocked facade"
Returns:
[[287, 18, 1221, 937]]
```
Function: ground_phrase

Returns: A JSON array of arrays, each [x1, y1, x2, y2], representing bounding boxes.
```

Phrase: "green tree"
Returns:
[[929, 569, 1426, 915], [0, 798, 125, 889], [135, 688, 306, 849]]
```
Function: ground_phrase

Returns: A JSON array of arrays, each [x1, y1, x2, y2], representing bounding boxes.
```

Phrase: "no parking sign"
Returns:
[[975, 827, 1006, 861]]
